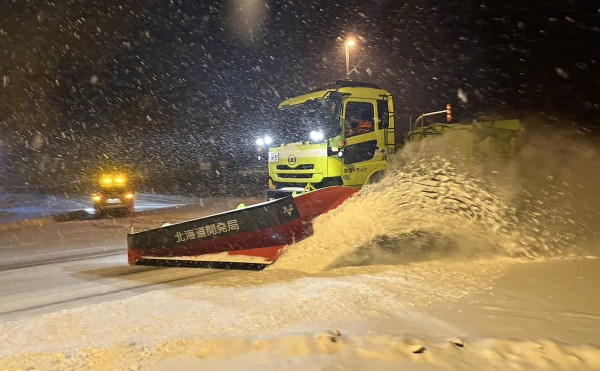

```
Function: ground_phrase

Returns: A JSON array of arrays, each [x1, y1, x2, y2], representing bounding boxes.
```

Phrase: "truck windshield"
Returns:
[[274, 98, 340, 143]]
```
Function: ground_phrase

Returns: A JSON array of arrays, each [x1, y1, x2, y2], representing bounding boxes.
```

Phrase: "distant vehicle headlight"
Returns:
[[310, 130, 324, 142], [255, 138, 265, 146], [124, 193, 134, 199], [92, 195, 103, 202]]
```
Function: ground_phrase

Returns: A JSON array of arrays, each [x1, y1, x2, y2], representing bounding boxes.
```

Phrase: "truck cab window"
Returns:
[[344, 102, 375, 137]]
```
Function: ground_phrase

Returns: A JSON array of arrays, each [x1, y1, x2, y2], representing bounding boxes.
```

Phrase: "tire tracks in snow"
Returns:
[[0, 254, 227, 321]]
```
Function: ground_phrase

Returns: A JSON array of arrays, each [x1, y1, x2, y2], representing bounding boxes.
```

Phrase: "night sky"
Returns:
[[0, 0, 598, 192]]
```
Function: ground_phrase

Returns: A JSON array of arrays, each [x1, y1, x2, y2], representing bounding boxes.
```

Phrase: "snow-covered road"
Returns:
[[0, 254, 228, 321], [1, 151, 599, 370], [0, 195, 262, 320], [0, 193, 262, 269]]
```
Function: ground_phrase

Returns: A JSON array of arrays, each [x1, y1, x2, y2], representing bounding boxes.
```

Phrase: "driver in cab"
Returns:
[[346, 112, 373, 137]]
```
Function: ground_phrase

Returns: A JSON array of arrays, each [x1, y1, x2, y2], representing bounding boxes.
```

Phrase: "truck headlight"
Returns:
[[310, 130, 324, 142]]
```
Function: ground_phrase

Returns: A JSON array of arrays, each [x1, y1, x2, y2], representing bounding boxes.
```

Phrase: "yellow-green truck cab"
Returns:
[[262, 81, 524, 199], [265, 81, 395, 199]]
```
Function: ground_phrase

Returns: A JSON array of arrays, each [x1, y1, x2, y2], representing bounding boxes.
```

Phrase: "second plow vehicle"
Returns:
[[128, 81, 523, 269]]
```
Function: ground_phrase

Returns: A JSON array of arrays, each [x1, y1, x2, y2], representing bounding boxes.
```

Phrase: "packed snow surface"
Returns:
[[1, 128, 599, 370]]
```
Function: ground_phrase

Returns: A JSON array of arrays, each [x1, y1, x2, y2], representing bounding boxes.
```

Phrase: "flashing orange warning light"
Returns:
[[446, 103, 452, 123]]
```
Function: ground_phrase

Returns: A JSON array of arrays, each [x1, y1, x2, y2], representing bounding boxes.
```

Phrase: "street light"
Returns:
[[345, 38, 356, 80]]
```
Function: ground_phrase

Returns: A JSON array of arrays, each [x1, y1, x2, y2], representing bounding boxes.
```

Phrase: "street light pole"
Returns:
[[345, 38, 355, 80]]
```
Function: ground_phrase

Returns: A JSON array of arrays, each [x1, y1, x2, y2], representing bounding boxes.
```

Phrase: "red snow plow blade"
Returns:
[[127, 186, 357, 270]]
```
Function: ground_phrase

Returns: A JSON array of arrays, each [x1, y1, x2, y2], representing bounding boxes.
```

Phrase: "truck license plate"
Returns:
[[268, 152, 279, 163]]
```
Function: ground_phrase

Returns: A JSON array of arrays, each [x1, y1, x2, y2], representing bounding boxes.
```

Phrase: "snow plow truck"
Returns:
[[127, 81, 523, 270], [261, 81, 522, 199]]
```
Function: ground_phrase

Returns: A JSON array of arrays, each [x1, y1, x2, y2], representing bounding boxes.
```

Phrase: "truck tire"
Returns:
[[366, 171, 385, 185]]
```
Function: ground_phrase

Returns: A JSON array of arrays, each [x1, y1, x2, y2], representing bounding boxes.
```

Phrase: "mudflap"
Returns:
[[127, 186, 357, 270]]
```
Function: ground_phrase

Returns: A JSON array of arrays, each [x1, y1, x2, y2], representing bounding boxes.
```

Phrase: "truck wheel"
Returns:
[[366, 171, 385, 185]]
